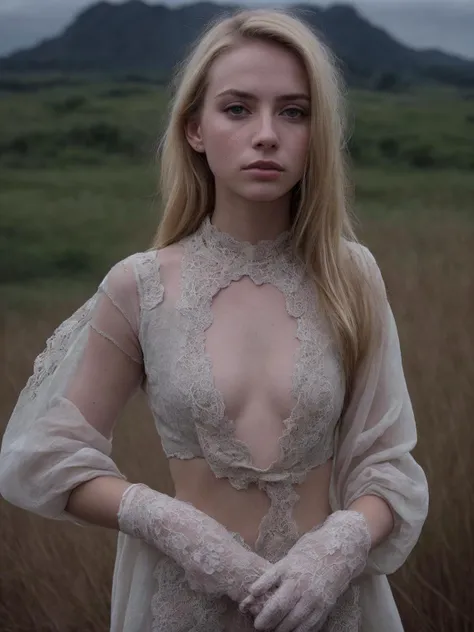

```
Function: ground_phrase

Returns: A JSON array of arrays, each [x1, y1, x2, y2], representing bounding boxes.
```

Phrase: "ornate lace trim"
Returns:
[[177, 223, 337, 491], [24, 296, 97, 401], [200, 215, 292, 264], [254, 482, 302, 562], [135, 250, 164, 311]]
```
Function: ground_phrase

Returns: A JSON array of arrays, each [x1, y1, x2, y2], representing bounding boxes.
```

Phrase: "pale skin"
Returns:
[[66, 36, 393, 614]]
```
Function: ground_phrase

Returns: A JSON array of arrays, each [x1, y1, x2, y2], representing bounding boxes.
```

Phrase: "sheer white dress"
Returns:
[[0, 216, 429, 631]]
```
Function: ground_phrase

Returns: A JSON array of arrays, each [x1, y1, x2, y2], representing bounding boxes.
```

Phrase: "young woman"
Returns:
[[0, 9, 429, 632]]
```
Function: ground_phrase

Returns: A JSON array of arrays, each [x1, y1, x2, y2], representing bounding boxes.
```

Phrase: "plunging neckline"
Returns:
[[175, 218, 339, 490]]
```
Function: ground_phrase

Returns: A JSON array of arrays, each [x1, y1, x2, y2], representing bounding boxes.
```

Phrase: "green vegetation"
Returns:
[[348, 88, 474, 170], [1, 79, 473, 296], [0, 81, 473, 171], [0, 165, 157, 287], [0, 80, 169, 168]]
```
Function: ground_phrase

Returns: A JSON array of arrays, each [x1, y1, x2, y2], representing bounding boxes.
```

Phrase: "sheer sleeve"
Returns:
[[330, 244, 429, 575], [0, 255, 145, 525]]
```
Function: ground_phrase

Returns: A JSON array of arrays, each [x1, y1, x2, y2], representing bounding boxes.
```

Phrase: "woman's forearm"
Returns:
[[65, 476, 133, 529], [349, 494, 395, 549]]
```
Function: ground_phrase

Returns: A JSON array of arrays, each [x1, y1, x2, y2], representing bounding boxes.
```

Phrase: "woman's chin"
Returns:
[[238, 185, 291, 204]]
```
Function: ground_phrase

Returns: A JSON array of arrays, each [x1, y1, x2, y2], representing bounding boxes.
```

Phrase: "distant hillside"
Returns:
[[1, 1, 473, 88]]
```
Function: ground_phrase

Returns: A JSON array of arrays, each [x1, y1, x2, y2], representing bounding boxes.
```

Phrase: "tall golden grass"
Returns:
[[1, 205, 473, 632]]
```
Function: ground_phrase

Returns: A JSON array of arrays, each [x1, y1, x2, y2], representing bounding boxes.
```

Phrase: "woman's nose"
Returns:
[[252, 113, 279, 148]]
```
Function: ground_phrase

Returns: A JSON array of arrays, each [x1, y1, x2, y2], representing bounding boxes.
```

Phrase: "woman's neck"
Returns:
[[211, 189, 292, 244]]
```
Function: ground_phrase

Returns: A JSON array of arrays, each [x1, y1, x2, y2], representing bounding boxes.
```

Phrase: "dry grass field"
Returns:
[[1, 163, 473, 632]]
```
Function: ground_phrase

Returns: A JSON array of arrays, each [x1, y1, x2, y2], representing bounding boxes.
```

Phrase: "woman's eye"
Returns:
[[224, 105, 306, 119], [283, 107, 306, 119], [225, 105, 247, 116]]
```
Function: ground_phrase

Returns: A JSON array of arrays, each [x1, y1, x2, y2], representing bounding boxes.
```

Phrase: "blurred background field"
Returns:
[[0, 43, 473, 632]]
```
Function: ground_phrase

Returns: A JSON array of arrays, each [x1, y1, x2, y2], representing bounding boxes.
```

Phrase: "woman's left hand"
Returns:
[[239, 510, 372, 632]]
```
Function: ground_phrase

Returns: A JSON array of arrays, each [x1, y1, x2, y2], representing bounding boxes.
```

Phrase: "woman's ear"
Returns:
[[185, 116, 205, 153]]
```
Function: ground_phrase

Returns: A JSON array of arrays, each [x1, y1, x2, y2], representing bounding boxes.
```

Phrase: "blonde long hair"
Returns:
[[152, 8, 382, 400]]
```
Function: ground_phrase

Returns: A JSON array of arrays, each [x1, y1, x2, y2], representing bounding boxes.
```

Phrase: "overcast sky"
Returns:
[[0, 0, 473, 59]]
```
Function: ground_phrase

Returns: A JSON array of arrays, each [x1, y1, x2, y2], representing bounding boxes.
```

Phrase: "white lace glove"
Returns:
[[117, 483, 271, 606], [239, 510, 372, 632]]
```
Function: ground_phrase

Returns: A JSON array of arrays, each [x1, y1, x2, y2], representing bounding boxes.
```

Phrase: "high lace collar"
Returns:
[[196, 215, 292, 264]]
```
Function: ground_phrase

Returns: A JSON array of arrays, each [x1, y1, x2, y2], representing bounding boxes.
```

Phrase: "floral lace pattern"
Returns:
[[242, 510, 371, 631], [22, 251, 157, 403], [178, 217, 344, 487], [118, 484, 272, 603], [118, 483, 363, 632], [150, 547, 362, 631], [24, 296, 96, 401], [135, 250, 164, 311]]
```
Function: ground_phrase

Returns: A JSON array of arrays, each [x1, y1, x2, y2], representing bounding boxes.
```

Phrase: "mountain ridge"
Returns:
[[1, 1, 473, 87]]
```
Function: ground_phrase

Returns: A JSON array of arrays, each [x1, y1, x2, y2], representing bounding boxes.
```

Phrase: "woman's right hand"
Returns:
[[117, 483, 274, 606]]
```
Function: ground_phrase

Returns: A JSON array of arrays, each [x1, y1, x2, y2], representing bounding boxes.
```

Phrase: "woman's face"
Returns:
[[186, 39, 311, 204]]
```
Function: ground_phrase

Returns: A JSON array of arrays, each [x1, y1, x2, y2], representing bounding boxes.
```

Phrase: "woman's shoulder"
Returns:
[[102, 250, 155, 291], [106, 243, 188, 311], [342, 239, 376, 267], [341, 239, 388, 305], [342, 239, 383, 282], [99, 250, 159, 312]]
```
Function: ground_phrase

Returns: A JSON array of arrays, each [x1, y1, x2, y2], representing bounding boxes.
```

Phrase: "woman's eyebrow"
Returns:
[[215, 89, 310, 102]]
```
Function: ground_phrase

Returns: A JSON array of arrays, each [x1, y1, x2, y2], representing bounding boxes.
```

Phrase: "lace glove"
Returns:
[[117, 483, 272, 606], [239, 510, 372, 632]]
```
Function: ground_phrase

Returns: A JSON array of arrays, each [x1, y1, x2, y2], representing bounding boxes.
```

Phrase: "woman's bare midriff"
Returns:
[[170, 457, 333, 549]]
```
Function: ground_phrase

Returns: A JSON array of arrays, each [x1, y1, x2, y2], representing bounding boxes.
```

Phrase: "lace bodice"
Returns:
[[137, 216, 345, 493]]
